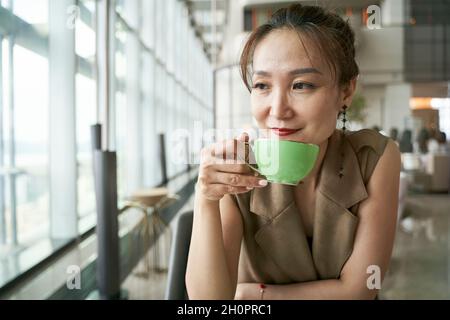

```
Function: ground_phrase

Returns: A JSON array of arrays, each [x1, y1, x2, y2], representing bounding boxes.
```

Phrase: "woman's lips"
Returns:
[[271, 128, 301, 136]]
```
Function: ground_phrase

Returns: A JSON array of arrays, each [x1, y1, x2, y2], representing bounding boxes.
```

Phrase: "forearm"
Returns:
[[186, 193, 234, 299], [237, 279, 376, 300]]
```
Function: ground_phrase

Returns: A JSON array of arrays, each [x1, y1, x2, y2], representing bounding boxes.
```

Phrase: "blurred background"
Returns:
[[0, 0, 449, 300]]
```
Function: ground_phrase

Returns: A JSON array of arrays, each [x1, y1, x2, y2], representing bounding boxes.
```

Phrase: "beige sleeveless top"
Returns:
[[231, 129, 390, 284]]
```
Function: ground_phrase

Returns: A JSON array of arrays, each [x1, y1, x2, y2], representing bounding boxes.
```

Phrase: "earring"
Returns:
[[341, 105, 348, 133], [339, 105, 348, 179]]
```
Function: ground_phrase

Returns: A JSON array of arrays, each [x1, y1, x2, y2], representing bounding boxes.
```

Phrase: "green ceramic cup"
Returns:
[[247, 139, 319, 186]]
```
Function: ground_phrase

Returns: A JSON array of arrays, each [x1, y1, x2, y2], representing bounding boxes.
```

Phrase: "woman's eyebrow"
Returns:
[[289, 68, 322, 75], [253, 68, 322, 77]]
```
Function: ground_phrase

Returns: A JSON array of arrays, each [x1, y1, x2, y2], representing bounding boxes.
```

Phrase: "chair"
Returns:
[[398, 171, 411, 222], [165, 210, 193, 300], [411, 153, 450, 192]]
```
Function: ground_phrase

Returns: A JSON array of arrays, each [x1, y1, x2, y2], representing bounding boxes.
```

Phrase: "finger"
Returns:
[[201, 145, 223, 165], [209, 139, 252, 167], [228, 138, 252, 166], [235, 139, 249, 164], [202, 151, 244, 168], [236, 132, 249, 142], [212, 141, 226, 161], [224, 139, 238, 162], [211, 172, 268, 188], [215, 140, 239, 163], [215, 163, 254, 174], [209, 184, 254, 196]]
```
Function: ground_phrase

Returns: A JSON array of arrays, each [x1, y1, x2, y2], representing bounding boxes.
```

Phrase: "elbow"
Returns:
[[341, 278, 379, 300], [348, 285, 379, 300], [185, 272, 235, 300], [355, 288, 379, 300], [341, 287, 378, 300]]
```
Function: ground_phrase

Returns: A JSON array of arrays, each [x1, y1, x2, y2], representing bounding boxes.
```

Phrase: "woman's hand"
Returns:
[[196, 133, 268, 202]]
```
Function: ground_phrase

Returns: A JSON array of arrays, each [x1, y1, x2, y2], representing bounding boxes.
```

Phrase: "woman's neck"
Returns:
[[297, 138, 329, 191]]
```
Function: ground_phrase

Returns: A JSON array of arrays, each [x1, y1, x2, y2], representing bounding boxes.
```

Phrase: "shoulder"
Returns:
[[359, 137, 401, 219], [375, 138, 401, 173], [345, 129, 390, 157], [364, 135, 401, 193], [344, 129, 399, 186]]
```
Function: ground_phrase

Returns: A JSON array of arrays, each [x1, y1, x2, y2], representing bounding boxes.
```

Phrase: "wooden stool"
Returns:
[[126, 188, 179, 274]]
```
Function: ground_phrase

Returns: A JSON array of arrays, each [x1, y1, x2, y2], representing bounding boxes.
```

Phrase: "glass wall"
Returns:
[[1, 0, 50, 248], [76, 0, 97, 231], [0, 0, 213, 264], [113, 0, 213, 199]]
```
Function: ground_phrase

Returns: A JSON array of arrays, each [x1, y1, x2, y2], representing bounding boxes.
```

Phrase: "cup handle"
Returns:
[[238, 141, 263, 175]]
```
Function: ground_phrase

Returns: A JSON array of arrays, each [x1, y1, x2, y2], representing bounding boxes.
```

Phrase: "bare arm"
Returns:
[[185, 193, 243, 300], [185, 134, 267, 299], [235, 139, 401, 300]]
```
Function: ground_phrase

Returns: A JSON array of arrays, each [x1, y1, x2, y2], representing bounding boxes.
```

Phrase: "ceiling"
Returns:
[[242, 0, 381, 10], [182, 0, 382, 63], [182, 0, 229, 63], [309, 0, 381, 7]]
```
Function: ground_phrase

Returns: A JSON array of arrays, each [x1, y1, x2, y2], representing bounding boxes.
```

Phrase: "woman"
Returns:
[[186, 4, 400, 300]]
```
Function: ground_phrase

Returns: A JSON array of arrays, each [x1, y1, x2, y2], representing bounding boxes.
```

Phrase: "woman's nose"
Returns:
[[269, 89, 293, 119]]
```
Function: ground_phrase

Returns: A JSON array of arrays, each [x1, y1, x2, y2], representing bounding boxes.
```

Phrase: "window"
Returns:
[[75, 0, 96, 228], [431, 98, 450, 139], [1, 0, 50, 251], [13, 0, 48, 24], [76, 73, 96, 219], [114, 23, 128, 199], [13, 45, 49, 245], [0, 0, 213, 287], [113, 0, 213, 193]]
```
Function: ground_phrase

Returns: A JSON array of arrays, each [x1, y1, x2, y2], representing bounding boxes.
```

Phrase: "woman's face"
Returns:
[[250, 28, 356, 145]]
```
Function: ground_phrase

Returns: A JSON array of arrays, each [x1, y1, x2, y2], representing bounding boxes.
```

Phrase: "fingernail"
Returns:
[[246, 187, 253, 190], [259, 180, 268, 186]]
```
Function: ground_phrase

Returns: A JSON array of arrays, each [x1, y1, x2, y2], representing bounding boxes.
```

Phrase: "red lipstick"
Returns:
[[271, 128, 301, 137]]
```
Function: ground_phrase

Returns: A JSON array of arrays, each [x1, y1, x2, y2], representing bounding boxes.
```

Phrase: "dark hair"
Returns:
[[240, 3, 359, 92], [437, 131, 447, 144], [390, 127, 399, 141], [417, 128, 430, 154], [399, 129, 413, 153]]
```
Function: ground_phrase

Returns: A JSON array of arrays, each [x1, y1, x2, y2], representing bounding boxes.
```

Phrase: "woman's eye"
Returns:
[[253, 83, 268, 90], [293, 82, 314, 90]]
